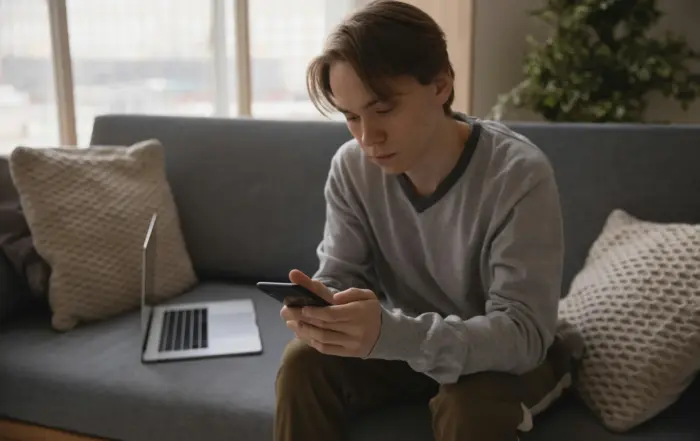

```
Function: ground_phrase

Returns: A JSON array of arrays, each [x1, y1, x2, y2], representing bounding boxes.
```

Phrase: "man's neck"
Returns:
[[404, 116, 471, 196]]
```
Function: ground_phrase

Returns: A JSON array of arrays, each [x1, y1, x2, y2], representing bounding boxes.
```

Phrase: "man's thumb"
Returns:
[[289, 269, 335, 304], [311, 280, 336, 304]]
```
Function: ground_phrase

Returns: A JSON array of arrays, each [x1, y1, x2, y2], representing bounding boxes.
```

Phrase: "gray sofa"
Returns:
[[1, 114, 699, 441]]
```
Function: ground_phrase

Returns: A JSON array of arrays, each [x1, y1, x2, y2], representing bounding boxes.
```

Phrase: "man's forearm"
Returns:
[[365, 301, 554, 385]]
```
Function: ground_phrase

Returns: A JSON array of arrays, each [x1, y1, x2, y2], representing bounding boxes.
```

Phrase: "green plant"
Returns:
[[490, 0, 700, 122]]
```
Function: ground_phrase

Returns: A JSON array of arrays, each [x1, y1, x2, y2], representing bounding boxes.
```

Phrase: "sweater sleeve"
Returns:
[[365, 170, 564, 384], [312, 152, 375, 293]]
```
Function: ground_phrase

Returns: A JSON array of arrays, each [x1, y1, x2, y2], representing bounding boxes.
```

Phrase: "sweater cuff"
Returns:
[[365, 306, 422, 361]]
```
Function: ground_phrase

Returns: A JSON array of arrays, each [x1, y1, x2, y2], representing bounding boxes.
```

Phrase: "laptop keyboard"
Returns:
[[158, 308, 209, 352]]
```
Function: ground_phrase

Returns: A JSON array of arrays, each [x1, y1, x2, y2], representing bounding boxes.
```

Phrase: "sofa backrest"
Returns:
[[90, 114, 352, 282], [505, 121, 700, 291], [91, 116, 700, 291]]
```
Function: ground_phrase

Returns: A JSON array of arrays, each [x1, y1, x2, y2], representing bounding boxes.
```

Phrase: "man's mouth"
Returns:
[[373, 153, 396, 160]]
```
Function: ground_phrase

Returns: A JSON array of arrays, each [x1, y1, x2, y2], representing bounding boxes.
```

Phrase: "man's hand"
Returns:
[[280, 269, 382, 357]]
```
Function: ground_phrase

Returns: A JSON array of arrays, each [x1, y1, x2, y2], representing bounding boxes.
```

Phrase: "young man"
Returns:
[[275, 1, 574, 440]]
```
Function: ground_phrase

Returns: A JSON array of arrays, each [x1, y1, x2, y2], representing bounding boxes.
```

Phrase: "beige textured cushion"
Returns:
[[559, 209, 700, 432], [9, 140, 197, 331]]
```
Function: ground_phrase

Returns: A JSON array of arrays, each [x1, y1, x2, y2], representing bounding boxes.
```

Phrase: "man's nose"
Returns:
[[361, 121, 385, 147]]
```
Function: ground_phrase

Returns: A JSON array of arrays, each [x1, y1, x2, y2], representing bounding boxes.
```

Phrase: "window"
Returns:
[[0, 0, 358, 152], [249, 0, 352, 120], [0, 0, 59, 156], [66, 0, 239, 144]]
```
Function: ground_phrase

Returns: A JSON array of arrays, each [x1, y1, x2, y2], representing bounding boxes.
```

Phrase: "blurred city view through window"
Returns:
[[0, 0, 352, 154]]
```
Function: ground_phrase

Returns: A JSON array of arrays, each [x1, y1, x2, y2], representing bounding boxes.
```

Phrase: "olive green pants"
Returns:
[[274, 336, 573, 441]]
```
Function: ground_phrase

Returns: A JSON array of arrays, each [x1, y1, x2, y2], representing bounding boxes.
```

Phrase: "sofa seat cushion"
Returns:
[[1, 283, 698, 441], [0, 283, 285, 441]]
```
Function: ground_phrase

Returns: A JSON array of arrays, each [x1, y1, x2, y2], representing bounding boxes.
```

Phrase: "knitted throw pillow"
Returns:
[[558, 209, 700, 432], [9, 140, 198, 331]]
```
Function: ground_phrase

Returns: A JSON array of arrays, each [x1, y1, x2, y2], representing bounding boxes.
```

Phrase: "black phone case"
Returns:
[[256, 282, 331, 307]]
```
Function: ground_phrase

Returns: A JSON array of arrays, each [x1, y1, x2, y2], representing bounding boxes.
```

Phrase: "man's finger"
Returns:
[[286, 321, 310, 343], [309, 339, 351, 357], [292, 321, 351, 347], [289, 269, 335, 305], [280, 305, 304, 322], [288, 269, 314, 292], [333, 288, 376, 304], [302, 304, 357, 322], [299, 316, 358, 335]]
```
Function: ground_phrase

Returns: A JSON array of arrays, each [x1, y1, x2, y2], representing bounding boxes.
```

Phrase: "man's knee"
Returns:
[[276, 338, 325, 389], [430, 372, 522, 416], [274, 340, 347, 440], [430, 372, 526, 439]]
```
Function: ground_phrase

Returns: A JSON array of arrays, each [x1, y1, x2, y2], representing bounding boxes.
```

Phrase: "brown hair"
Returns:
[[306, 0, 455, 117]]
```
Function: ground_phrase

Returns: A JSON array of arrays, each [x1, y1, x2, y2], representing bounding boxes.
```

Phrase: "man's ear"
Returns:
[[433, 71, 453, 105]]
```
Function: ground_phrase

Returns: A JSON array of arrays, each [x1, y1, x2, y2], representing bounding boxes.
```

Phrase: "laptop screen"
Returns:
[[141, 212, 157, 343]]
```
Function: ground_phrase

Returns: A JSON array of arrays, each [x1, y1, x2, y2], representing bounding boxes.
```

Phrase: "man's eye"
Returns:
[[376, 107, 393, 114], [345, 115, 360, 121]]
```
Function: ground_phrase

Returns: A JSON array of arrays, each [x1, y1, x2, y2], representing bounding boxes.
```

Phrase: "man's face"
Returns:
[[328, 61, 451, 174]]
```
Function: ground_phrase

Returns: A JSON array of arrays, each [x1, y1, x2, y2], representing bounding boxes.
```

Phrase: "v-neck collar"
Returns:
[[397, 114, 482, 213]]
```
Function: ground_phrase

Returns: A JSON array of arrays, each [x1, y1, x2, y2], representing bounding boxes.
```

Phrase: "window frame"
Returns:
[[41, 0, 472, 146]]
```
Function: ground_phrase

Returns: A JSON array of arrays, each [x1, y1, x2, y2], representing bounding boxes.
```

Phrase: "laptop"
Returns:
[[140, 212, 263, 363]]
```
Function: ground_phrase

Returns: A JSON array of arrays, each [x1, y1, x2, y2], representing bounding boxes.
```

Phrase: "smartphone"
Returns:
[[256, 282, 331, 308]]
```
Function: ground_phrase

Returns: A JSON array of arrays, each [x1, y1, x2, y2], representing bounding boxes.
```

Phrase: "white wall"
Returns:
[[471, 0, 700, 123]]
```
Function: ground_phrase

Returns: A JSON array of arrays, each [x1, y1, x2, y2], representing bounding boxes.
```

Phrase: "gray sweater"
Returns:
[[313, 115, 564, 384]]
